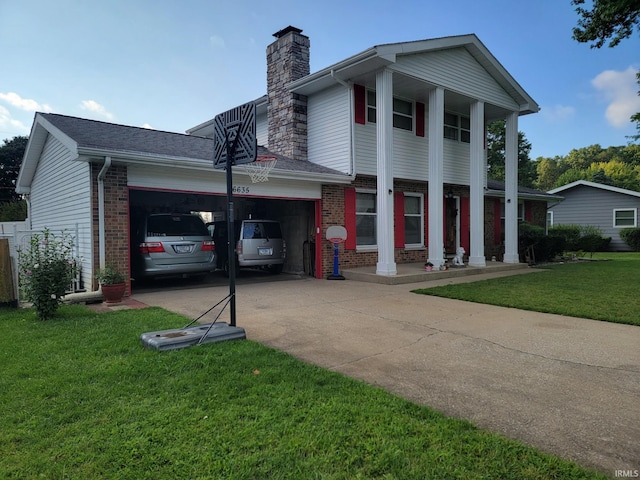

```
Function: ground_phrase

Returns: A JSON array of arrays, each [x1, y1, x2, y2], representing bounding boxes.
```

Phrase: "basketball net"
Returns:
[[243, 155, 278, 183]]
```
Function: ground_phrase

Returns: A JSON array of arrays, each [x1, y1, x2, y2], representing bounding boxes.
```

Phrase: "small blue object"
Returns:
[[327, 242, 345, 280]]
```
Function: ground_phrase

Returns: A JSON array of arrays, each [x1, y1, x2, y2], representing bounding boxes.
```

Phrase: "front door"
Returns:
[[445, 196, 458, 254]]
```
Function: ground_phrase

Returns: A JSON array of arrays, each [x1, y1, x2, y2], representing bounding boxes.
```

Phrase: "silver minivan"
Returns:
[[134, 213, 216, 279], [209, 219, 286, 275]]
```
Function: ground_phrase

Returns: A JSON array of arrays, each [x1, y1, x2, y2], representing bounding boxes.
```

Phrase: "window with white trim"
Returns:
[[546, 211, 553, 231], [500, 201, 525, 222], [444, 112, 470, 143], [404, 193, 424, 247], [366, 90, 413, 131], [356, 191, 377, 247], [613, 208, 637, 228]]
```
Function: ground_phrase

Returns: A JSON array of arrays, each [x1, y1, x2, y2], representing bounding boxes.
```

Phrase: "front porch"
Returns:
[[341, 261, 529, 285]]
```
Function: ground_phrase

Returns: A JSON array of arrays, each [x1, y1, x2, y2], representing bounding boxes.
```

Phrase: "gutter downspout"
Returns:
[[331, 70, 356, 178], [97, 157, 112, 278]]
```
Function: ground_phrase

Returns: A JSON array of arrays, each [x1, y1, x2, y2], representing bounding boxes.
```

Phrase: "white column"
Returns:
[[468, 101, 486, 267], [427, 87, 444, 267], [375, 68, 396, 275], [503, 111, 519, 263]]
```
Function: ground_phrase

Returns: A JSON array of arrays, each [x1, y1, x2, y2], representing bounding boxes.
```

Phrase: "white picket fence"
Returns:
[[0, 221, 83, 303]]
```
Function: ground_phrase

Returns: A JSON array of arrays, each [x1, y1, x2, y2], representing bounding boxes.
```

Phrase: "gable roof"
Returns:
[[288, 33, 538, 115], [16, 113, 350, 193], [548, 180, 640, 199]]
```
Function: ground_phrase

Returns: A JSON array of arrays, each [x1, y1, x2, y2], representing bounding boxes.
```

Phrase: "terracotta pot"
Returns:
[[101, 283, 126, 304]]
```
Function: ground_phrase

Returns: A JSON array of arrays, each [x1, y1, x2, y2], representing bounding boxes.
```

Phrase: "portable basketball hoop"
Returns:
[[326, 226, 347, 280], [244, 155, 278, 183]]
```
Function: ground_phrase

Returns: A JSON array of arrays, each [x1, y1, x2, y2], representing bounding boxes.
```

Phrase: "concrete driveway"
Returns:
[[133, 272, 640, 476]]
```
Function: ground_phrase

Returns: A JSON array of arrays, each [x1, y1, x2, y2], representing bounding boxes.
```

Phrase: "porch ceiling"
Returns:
[[349, 71, 515, 122]]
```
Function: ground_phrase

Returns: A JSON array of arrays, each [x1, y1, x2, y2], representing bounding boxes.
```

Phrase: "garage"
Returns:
[[129, 183, 318, 278]]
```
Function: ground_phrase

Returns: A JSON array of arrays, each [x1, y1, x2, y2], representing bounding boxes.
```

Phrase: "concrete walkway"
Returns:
[[132, 271, 640, 476]]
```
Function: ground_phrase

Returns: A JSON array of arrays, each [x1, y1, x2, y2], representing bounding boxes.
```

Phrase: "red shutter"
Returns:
[[416, 102, 425, 137], [460, 196, 470, 254], [354, 84, 366, 125], [344, 187, 357, 250], [494, 199, 502, 245], [394, 192, 405, 248], [525, 201, 533, 223]]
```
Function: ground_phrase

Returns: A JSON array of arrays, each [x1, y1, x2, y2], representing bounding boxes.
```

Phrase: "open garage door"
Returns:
[[129, 189, 317, 276]]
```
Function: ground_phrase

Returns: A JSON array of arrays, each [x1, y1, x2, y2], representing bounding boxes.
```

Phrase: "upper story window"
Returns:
[[614, 208, 637, 228], [366, 90, 413, 131], [444, 112, 470, 143]]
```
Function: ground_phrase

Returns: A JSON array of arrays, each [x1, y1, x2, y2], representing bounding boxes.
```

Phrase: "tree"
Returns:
[[486, 120, 536, 188], [535, 156, 566, 191], [0, 136, 28, 204], [572, 1, 640, 143], [572, 0, 640, 48], [630, 72, 640, 143]]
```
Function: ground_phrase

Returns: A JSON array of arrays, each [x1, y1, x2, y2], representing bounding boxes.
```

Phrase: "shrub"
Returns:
[[95, 265, 126, 285], [0, 200, 27, 221], [620, 228, 640, 251], [548, 225, 582, 251], [17, 228, 78, 320]]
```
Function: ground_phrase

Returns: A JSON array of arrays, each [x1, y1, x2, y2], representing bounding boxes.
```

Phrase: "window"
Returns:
[[546, 211, 554, 231], [614, 208, 637, 228], [393, 98, 413, 130], [444, 112, 470, 143], [404, 193, 424, 246], [356, 191, 377, 247], [366, 90, 413, 131], [500, 201, 525, 222]]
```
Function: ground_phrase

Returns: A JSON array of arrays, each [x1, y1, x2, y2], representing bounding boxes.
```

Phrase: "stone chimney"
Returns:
[[266, 26, 310, 161]]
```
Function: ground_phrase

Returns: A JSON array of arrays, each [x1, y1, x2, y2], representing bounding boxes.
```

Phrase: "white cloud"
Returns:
[[80, 100, 114, 120], [540, 104, 576, 123], [0, 105, 29, 136], [0, 92, 52, 112], [141, 123, 154, 129], [209, 35, 225, 48], [592, 66, 640, 127]]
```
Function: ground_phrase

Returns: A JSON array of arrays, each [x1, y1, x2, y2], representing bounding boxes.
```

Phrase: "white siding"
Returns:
[[394, 48, 520, 110], [443, 139, 471, 184], [29, 135, 92, 288], [256, 111, 267, 146], [354, 123, 377, 176], [307, 85, 351, 173], [128, 165, 322, 199]]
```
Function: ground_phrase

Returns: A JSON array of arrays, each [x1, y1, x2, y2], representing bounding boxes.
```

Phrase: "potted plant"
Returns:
[[424, 261, 434, 271], [95, 265, 126, 304]]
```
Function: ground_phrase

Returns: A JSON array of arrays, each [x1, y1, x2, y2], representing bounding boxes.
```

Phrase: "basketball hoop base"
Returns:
[[327, 273, 345, 281]]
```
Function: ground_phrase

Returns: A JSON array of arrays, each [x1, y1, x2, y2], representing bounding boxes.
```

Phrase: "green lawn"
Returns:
[[413, 252, 640, 326], [0, 305, 606, 479]]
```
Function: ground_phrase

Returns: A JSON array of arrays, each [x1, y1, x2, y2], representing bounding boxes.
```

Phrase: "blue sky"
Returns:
[[1, 0, 638, 160]]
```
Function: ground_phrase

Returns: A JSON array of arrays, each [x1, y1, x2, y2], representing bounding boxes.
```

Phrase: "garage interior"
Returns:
[[129, 189, 317, 278]]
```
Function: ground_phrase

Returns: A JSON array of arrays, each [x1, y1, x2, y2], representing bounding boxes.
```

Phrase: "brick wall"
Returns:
[[91, 163, 130, 294], [319, 176, 432, 277]]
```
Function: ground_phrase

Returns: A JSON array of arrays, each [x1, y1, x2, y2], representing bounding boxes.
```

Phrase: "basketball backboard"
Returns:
[[213, 102, 257, 169]]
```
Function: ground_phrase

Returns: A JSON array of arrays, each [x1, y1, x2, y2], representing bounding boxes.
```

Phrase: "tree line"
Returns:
[[487, 124, 640, 192]]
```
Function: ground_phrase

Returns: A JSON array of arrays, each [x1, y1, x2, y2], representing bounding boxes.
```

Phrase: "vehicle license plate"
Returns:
[[175, 245, 192, 254], [258, 247, 272, 256]]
